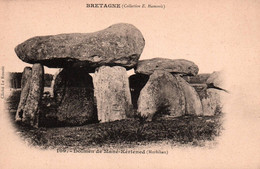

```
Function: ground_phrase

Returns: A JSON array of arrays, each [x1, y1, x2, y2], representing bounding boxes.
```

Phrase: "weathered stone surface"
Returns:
[[137, 70, 185, 121], [190, 84, 207, 93], [206, 71, 224, 89], [22, 64, 44, 127], [93, 66, 133, 122], [15, 23, 145, 70], [53, 67, 97, 126], [135, 58, 199, 76], [182, 73, 210, 84], [53, 69, 66, 104], [197, 89, 224, 116], [176, 76, 203, 115], [15, 67, 32, 121], [129, 74, 149, 109], [50, 69, 62, 97], [20, 67, 32, 89]]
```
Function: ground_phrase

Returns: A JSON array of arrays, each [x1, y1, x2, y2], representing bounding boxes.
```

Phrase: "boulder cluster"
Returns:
[[130, 59, 226, 121], [14, 23, 226, 127]]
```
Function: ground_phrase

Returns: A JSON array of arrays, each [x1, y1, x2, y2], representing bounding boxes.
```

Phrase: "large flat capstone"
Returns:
[[15, 23, 145, 70], [135, 58, 199, 76]]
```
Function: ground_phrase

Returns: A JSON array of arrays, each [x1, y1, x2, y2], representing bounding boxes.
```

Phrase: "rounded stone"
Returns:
[[137, 70, 186, 121], [176, 75, 203, 115], [197, 89, 224, 116]]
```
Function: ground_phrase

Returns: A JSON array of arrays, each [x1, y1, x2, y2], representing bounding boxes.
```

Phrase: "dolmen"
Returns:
[[14, 23, 145, 127], [130, 58, 227, 121], [14, 23, 226, 128], [130, 58, 204, 121]]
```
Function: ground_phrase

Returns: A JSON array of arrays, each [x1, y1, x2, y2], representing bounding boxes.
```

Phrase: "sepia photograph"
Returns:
[[0, 0, 259, 168]]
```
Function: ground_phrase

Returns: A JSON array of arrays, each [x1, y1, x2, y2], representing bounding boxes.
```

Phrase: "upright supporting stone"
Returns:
[[53, 67, 97, 126], [50, 69, 62, 97], [176, 75, 203, 115], [15, 67, 32, 121], [22, 64, 44, 127], [93, 66, 133, 122], [137, 70, 186, 121], [198, 89, 224, 116]]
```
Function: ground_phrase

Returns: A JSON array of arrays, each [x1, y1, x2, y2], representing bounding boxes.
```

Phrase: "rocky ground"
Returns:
[[6, 89, 223, 149]]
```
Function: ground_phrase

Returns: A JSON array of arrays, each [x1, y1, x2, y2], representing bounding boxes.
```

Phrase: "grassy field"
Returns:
[[6, 89, 224, 149]]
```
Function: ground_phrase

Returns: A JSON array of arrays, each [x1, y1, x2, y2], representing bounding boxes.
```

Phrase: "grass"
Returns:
[[7, 89, 224, 149]]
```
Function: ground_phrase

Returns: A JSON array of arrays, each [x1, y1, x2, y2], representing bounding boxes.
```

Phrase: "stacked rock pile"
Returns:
[[14, 23, 226, 127]]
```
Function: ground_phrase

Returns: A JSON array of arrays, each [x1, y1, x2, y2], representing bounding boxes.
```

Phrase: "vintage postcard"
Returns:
[[0, 0, 259, 168]]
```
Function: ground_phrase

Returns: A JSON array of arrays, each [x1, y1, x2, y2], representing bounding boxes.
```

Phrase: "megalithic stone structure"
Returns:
[[93, 66, 133, 122], [15, 23, 145, 125], [22, 63, 44, 127]]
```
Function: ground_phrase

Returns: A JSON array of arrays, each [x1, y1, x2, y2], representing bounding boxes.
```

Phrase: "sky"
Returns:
[[1, 0, 259, 75]]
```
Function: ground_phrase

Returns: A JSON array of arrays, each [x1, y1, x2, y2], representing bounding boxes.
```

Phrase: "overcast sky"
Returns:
[[1, 0, 259, 75]]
